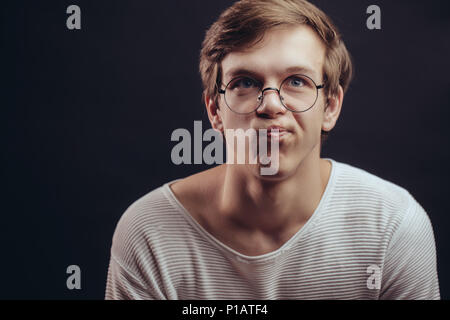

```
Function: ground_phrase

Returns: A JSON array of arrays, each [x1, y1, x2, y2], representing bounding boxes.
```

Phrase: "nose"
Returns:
[[256, 88, 287, 117]]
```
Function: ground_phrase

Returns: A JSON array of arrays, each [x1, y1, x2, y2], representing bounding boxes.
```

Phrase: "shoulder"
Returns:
[[334, 161, 410, 200], [332, 160, 417, 211], [168, 165, 225, 225], [328, 159, 429, 242], [110, 166, 224, 260], [110, 180, 196, 262]]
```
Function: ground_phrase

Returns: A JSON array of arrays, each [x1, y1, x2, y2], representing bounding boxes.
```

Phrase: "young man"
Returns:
[[105, 0, 440, 299]]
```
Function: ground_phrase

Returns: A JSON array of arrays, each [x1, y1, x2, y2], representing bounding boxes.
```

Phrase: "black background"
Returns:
[[2, 0, 449, 299]]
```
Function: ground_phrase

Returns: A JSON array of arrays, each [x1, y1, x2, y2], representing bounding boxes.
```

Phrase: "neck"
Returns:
[[218, 151, 331, 234]]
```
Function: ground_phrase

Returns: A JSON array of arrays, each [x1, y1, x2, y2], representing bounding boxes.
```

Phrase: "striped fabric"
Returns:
[[105, 158, 440, 300]]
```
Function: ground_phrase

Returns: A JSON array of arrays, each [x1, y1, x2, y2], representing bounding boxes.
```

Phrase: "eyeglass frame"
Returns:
[[217, 73, 325, 115]]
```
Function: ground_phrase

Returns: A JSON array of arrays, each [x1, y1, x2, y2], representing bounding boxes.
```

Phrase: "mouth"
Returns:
[[261, 125, 290, 139]]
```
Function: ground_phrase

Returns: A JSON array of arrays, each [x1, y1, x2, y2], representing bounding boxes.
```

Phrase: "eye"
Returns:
[[283, 75, 315, 92], [288, 76, 305, 87], [229, 77, 259, 90]]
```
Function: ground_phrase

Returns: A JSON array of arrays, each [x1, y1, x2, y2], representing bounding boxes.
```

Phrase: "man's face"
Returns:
[[214, 24, 336, 179]]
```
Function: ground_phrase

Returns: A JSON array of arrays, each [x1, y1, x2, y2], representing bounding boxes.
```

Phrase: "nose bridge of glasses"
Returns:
[[258, 87, 284, 105], [260, 87, 280, 96]]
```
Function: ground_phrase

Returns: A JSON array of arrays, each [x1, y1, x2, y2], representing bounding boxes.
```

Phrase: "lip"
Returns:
[[258, 125, 290, 139], [267, 130, 288, 138]]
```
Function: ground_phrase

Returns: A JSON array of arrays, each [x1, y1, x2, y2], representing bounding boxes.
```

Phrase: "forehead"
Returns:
[[221, 24, 326, 83]]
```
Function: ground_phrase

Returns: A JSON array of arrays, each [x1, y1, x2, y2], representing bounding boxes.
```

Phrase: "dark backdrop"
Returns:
[[2, 0, 449, 299]]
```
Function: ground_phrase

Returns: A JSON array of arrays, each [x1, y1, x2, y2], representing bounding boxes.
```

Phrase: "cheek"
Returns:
[[222, 113, 253, 131], [292, 109, 323, 137]]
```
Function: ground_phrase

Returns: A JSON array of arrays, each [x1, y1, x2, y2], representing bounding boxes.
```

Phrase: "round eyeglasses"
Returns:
[[218, 74, 325, 114]]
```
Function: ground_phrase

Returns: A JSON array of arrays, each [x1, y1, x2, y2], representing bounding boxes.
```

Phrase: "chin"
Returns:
[[251, 158, 298, 182]]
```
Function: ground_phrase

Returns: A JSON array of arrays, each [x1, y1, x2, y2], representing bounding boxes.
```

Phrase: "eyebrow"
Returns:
[[225, 65, 318, 82]]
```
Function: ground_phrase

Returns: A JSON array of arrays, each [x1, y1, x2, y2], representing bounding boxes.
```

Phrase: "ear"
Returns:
[[322, 85, 344, 133], [205, 93, 224, 133]]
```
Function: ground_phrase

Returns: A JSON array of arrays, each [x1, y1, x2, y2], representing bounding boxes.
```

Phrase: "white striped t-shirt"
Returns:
[[105, 158, 440, 300]]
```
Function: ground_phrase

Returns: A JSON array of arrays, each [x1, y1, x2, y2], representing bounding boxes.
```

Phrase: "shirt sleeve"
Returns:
[[105, 255, 159, 300], [380, 198, 440, 300], [104, 202, 167, 300]]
